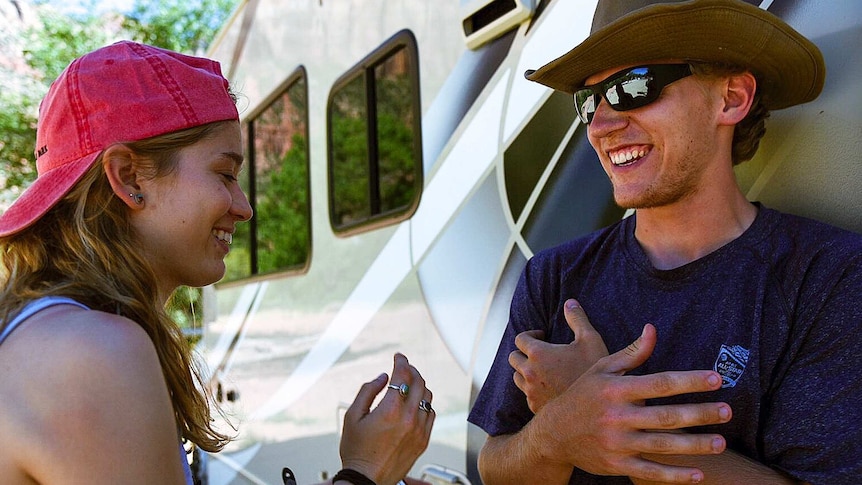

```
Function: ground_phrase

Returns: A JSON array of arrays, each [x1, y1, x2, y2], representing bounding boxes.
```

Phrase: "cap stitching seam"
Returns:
[[68, 59, 92, 166], [127, 42, 199, 126]]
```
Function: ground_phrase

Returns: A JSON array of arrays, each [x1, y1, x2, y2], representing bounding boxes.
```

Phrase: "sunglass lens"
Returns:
[[574, 89, 597, 124], [573, 64, 691, 124], [604, 67, 656, 111]]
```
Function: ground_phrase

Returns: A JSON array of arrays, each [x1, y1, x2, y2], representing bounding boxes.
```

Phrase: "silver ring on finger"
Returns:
[[387, 383, 409, 397], [419, 399, 433, 413]]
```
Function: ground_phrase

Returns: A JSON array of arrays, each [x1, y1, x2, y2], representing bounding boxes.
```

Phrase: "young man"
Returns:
[[467, 1, 862, 484]]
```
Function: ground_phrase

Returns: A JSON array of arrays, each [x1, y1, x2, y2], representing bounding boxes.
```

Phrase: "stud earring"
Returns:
[[129, 193, 144, 205]]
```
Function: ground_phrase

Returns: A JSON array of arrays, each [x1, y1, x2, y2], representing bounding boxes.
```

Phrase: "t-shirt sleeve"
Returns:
[[468, 256, 551, 436], [763, 256, 862, 484]]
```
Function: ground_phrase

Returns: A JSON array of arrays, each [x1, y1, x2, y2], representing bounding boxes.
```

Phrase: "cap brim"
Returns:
[[526, 0, 824, 110], [0, 151, 100, 238]]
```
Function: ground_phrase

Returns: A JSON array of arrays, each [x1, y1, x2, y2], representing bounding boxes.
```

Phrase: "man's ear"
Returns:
[[103, 144, 145, 210], [718, 71, 757, 126]]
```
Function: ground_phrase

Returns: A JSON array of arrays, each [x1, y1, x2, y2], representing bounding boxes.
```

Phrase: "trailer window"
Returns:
[[328, 30, 422, 235], [224, 69, 312, 281]]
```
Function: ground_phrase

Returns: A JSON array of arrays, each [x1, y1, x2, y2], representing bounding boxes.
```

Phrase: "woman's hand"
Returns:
[[338, 353, 434, 485]]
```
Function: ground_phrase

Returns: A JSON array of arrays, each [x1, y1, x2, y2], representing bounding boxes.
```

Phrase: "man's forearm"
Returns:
[[478, 423, 573, 485], [631, 449, 802, 485]]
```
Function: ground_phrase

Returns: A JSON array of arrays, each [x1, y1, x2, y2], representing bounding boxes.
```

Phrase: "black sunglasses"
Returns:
[[574, 64, 693, 124]]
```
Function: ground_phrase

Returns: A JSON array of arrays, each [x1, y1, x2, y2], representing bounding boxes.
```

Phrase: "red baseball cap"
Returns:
[[0, 40, 239, 237]]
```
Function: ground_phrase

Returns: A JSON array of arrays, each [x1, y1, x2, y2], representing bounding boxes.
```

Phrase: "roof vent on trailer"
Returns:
[[461, 0, 536, 50]]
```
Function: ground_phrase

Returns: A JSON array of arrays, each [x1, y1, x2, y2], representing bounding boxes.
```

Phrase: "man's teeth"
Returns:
[[213, 230, 232, 245], [610, 148, 648, 166]]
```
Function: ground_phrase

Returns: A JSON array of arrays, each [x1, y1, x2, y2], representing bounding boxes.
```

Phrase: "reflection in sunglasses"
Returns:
[[574, 64, 692, 125]]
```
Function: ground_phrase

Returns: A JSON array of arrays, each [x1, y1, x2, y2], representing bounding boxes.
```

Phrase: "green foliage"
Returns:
[[376, 74, 418, 213], [222, 171, 252, 281], [122, 0, 238, 54], [330, 77, 371, 226], [0, 90, 38, 205], [222, 239, 251, 281], [23, 7, 115, 82], [167, 285, 202, 342], [329, 63, 418, 229], [2, 6, 114, 198], [256, 132, 311, 273]]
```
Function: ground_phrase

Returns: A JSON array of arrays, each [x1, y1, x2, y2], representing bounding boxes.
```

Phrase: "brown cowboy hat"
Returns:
[[525, 0, 825, 110]]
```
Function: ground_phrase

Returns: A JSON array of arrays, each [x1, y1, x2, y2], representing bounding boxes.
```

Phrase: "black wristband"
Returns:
[[332, 468, 377, 485]]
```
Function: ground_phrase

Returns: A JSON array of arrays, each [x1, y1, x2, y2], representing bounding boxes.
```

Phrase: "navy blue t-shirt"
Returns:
[[468, 206, 862, 484]]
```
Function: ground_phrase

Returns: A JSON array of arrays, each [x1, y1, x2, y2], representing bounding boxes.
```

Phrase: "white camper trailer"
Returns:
[[199, 1, 862, 483]]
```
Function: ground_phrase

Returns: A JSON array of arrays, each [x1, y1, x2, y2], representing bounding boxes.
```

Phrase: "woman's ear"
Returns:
[[718, 71, 757, 126], [103, 144, 145, 210]]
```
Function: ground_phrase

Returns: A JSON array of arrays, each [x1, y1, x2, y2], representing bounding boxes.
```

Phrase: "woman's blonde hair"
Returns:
[[0, 120, 235, 452]]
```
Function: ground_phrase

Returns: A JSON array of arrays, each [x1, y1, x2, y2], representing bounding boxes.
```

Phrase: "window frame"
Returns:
[[326, 29, 423, 236], [221, 66, 313, 285]]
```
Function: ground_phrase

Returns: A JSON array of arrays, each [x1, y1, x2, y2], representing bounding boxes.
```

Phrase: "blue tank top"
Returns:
[[0, 296, 195, 484], [0, 296, 89, 345]]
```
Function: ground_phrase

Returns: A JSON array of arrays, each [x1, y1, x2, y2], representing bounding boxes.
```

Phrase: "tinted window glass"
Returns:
[[223, 70, 311, 282], [375, 51, 419, 215], [328, 30, 422, 235], [254, 76, 311, 274], [330, 74, 371, 227], [223, 123, 253, 281]]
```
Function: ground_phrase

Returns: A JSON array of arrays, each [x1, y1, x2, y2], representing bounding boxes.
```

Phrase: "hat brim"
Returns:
[[0, 151, 100, 238], [526, 0, 825, 110]]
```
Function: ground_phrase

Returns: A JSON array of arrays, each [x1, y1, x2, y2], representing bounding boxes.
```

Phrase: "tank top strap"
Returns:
[[0, 296, 90, 346], [180, 442, 194, 484]]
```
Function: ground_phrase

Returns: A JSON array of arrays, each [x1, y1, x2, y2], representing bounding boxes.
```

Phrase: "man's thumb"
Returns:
[[564, 298, 597, 337], [603, 323, 657, 374]]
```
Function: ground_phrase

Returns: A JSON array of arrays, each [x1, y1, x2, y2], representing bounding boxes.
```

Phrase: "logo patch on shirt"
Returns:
[[714, 344, 750, 388]]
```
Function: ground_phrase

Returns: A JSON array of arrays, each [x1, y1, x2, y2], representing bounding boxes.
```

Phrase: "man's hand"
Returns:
[[532, 322, 732, 483], [509, 299, 608, 412], [507, 298, 734, 483]]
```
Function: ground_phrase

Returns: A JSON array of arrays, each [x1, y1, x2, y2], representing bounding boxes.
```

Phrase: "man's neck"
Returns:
[[633, 189, 758, 270]]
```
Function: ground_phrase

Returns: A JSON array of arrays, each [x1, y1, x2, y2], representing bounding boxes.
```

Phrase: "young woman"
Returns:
[[0, 41, 433, 485]]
